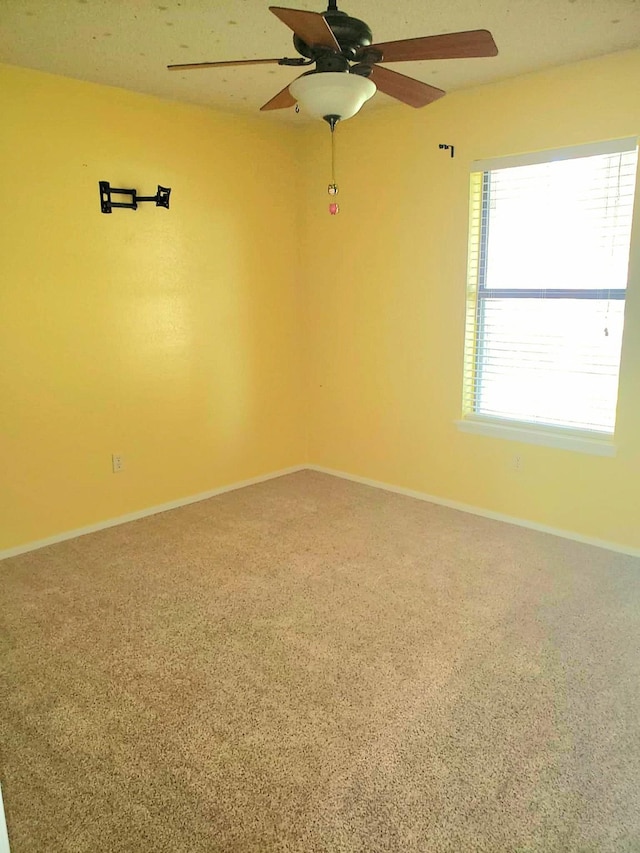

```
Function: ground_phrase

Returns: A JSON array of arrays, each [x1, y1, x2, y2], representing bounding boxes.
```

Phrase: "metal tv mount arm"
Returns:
[[99, 181, 171, 214]]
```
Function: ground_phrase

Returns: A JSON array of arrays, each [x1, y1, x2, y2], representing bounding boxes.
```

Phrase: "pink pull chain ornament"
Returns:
[[328, 182, 339, 215], [326, 117, 341, 215]]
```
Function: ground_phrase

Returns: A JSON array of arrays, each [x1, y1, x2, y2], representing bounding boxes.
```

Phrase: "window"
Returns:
[[459, 138, 638, 454]]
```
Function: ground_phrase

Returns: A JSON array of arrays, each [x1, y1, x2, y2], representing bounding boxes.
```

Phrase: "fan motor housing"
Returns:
[[293, 10, 373, 60]]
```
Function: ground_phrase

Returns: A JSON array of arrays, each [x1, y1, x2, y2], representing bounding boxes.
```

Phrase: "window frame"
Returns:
[[457, 137, 638, 456]]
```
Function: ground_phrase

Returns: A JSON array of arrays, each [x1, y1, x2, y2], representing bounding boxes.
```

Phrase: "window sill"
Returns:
[[455, 416, 616, 457]]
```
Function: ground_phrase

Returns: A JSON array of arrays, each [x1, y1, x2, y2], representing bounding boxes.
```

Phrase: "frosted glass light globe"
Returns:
[[289, 72, 376, 121]]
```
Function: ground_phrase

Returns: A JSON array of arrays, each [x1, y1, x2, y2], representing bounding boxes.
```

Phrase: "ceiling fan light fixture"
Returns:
[[289, 72, 376, 122]]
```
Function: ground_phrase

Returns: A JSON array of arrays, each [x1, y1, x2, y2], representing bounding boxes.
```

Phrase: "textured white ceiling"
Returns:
[[1, 0, 639, 122]]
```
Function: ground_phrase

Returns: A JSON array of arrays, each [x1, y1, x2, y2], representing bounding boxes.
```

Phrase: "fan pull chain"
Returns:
[[328, 125, 339, 215]]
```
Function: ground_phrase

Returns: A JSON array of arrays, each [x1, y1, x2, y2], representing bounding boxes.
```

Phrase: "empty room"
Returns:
[[1, 1, 639, 850]]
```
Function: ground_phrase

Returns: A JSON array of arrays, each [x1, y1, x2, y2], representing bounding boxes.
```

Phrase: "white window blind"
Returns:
[[462, 139, 638, 436]]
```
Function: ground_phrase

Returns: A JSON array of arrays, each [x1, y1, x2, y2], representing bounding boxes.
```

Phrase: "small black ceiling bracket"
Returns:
[[439, 144, 455, 159], [99, 181, 171, 214]]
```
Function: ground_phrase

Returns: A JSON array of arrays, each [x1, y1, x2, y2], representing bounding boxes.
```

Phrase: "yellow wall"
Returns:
[[0, 64, 306, 551], [3, 50, 640, 554], [301, 49, 640, 550]]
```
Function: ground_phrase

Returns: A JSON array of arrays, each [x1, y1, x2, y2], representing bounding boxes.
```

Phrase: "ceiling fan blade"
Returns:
[[168, 58, 284, 71], [269, 6, 340, 51], [260, 83, 297, 111], [368, 30, 498, 63], [369, 65, 446, 108]]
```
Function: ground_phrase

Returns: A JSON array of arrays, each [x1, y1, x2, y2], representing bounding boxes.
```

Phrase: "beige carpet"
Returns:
[[1, 470, 640, 852]]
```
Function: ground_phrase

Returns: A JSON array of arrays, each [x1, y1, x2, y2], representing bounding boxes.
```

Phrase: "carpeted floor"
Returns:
[[1, 470, 640, 852]]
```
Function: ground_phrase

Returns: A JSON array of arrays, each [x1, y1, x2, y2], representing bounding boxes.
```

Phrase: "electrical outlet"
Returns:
[[112, 454, 124, 473], [513, 454, 522, 471]]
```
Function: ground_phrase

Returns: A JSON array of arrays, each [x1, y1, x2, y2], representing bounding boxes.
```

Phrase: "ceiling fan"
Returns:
[[168, 1, 498, 124]]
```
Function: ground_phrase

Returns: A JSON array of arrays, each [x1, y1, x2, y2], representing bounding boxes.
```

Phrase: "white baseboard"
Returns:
[[307, 464, 640, 559], [4, 463, 639, 562], [0, 465, 306, 561], [0, 784, 10, 853]]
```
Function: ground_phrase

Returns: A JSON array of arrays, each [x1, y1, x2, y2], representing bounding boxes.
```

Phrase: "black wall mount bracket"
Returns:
[[438, 144, 455, 159], [99, 181, 171, 214]]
